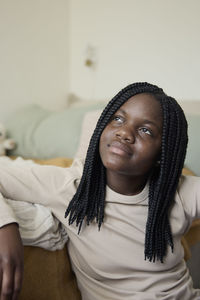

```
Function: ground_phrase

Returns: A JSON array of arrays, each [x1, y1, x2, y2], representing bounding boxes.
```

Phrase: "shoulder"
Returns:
[[68, 158, 85, 177], [0, 156, 85, 192], [33, 157, 85, 189], [176, 175, 200, 219], [178, 175, 200, 193]]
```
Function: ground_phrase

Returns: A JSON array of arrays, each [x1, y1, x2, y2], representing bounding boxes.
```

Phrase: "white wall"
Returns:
[[0, 0, 200, 122], [69, 0, 200, 102], [0, 0, 70, 121]]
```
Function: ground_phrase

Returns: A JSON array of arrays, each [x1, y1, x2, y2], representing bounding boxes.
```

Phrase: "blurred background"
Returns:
[[0, 0, 200, 120]]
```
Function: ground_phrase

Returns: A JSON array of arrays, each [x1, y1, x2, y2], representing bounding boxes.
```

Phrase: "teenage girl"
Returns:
[[0, 82, 199, 300]]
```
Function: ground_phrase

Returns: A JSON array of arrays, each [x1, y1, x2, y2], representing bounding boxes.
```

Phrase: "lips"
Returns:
[[108, 140, 132, 156]]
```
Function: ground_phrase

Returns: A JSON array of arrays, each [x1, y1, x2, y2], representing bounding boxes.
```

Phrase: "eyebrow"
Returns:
[[117, 108, 162, 131]]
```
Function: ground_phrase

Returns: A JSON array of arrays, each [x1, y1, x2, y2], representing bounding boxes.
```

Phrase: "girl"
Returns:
[[0, 82, 199, 300]]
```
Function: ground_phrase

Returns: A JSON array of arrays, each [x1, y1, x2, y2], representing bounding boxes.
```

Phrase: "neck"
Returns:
[[106, 170, 149, 195]]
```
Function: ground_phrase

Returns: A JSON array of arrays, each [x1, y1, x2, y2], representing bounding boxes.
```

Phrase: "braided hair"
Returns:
[[65, 82, 188, 263]]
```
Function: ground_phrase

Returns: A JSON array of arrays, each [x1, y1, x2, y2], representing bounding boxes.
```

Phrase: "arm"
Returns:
[[0, 157, 82, 300], [0, 192, 23, 300], [0, 157, 83, 227], [0, 194, 18, 228], [0, 223, 24, 300], [0, 156, 67, 205]]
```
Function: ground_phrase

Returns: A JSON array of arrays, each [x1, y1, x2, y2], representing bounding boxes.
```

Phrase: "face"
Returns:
[[99, 93, 163, 179]]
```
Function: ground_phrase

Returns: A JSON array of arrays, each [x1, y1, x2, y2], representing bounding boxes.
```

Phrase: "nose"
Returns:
[[116, 125, 135, 143]]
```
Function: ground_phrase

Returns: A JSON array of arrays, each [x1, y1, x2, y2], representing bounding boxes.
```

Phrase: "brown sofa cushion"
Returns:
[[19, 246, 81, 300]]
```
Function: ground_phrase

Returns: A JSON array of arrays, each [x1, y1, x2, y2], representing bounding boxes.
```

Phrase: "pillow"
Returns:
[[5, 105, 51, 157], [184, 114, 200, 176], [5, 103, 105, 159], [75, 109, 102, 158]]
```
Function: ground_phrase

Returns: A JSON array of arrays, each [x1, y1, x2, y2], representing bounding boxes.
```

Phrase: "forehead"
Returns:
[[118, 93, 163, 121]]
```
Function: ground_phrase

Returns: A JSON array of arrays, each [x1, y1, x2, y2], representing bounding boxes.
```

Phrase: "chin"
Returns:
[[102, 156, 154, 178], [102, 157, 131, 173]]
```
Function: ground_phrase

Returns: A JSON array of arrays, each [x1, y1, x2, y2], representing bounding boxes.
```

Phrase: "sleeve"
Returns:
[[178, 175, 200, 220], [0, 157, 83, 227], [0, 193, 18, 227]]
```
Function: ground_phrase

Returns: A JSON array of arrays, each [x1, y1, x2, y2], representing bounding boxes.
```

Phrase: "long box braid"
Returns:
[[65, 82, 188, 263]]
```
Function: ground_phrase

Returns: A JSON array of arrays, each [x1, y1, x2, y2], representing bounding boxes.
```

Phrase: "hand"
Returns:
[[0, 223, 24, 300]]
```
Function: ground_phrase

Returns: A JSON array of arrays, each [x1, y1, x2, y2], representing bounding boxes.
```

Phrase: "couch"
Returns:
[[3, 97, 200, 298]]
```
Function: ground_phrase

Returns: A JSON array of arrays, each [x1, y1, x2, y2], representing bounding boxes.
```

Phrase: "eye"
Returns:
[[111, 115, 124, 123], [139, 127, 152, 136]]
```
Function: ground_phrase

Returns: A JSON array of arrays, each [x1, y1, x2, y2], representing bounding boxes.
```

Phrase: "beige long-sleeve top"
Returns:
[[0, 157, 200, 300]]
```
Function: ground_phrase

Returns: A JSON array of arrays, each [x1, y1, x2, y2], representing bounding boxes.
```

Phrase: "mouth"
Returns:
[[107, 140, 132, 156]]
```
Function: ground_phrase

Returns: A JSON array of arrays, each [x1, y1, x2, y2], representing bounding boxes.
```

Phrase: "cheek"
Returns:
[[99, 131, 108, 158], [99, 127, 114, 163], [99, 126, 111, 146], [137, 142, 161, 166]]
